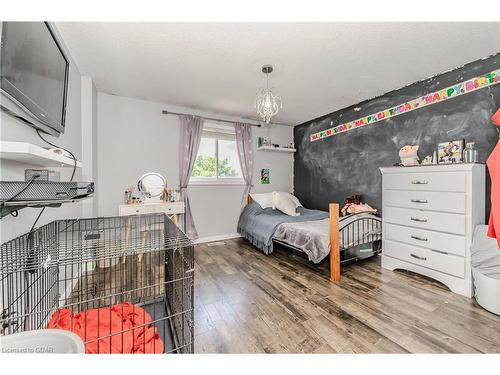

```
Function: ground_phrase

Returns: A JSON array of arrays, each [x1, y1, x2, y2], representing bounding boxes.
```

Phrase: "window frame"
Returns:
[[189, 123, 245, 186]]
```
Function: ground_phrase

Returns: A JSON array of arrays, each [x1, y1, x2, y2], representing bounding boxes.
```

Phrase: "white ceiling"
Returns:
[[56, 22, 500, 125]]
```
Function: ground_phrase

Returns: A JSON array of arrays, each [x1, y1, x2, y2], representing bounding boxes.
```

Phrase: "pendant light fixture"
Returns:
[[255, 64, 282, 124]]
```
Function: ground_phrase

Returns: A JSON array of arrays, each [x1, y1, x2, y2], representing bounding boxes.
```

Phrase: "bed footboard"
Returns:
[[339, 214, 382, 251], [329, 206, 382, 283]]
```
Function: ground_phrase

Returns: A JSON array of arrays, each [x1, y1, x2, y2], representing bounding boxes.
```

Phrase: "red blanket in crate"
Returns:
[[48, 302, 164, 354]]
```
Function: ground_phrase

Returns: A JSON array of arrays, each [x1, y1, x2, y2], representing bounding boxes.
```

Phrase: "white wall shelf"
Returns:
[[257, 145, 296, 153], [0, 141, 82, 168]]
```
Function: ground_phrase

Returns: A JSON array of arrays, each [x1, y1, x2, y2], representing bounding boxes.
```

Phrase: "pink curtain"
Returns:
[[179, 115, 203, 239], [234, 122, 254, 210]]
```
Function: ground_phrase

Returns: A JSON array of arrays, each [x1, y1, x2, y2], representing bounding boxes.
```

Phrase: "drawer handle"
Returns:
[[410, 199, 428, 204], [411, 235, 428, 242], [410, 253, 427, 261], [411, 217, 427, 223], [411, 180, 428, 185]]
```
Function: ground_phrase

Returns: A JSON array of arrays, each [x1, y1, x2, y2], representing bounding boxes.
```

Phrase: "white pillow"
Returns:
[[273, 191, 300, 216], [277, 192, 302, 207], [250, 192, 274, 209]]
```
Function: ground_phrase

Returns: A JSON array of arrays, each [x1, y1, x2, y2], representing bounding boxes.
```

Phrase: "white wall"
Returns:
[[96, 93, 180, 216], [80, 76, 99, 218], [96, 92, 294, 240]]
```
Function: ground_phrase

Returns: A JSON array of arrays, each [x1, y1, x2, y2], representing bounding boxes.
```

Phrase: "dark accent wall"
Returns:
[[294, 53, 500, 216]]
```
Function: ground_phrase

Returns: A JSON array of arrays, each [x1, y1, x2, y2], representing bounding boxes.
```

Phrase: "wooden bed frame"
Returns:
[[246, 195, 340, 283]]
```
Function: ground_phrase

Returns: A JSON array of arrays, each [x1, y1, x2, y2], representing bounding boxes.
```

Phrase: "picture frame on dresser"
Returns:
[[437, 139, 465, 164], [379, 163, 485, 298]]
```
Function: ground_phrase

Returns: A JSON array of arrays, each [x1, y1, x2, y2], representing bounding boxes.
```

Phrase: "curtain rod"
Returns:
[[161, 110, 261, 127]]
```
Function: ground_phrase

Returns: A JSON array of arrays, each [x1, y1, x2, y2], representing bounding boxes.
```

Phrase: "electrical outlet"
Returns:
[[24, 169, 49, 181]]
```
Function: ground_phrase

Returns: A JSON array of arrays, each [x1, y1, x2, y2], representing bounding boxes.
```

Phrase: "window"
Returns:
[[190, 123, 243, 184]]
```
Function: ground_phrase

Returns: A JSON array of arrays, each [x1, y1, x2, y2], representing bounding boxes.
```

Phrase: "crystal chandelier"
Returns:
[[255, 65, 282, 124]]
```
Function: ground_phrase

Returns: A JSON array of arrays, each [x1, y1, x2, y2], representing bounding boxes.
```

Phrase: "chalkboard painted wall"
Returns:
[[294, 53, 500, 217]]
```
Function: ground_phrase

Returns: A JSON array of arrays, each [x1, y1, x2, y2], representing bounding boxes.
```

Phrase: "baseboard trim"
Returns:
[[194, 233, 241, 244]]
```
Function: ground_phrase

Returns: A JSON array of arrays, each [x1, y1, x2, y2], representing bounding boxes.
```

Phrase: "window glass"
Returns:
[[218, 139, 242, 178], [191, 137, 216, 178], [190, 124, 243, 183]]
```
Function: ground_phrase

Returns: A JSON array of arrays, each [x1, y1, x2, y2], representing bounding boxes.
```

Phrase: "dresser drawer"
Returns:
[[118, 202, 185, 216], [384, 172, 466, 192], [384, 190, 466, 214], [119, 205, 156, 216], [384, 240, 465, 278], [385, 223, 466, 256], [156, 202, 185, 215], [384, 206, 465, 235]]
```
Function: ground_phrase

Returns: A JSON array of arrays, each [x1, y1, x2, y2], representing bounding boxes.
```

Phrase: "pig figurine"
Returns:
[[399, 145, 420, 166]]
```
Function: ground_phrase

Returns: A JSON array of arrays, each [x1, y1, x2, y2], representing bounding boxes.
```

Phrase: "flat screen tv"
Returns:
[[0, 22, 69, 136]]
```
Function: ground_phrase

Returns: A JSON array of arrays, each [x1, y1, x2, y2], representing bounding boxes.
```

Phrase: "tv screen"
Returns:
[[0, 22, 69, 135]]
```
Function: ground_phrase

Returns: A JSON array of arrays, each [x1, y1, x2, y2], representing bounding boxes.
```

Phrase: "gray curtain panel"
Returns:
[[179, 115, 203, 239], [235, 122, 254, 210]]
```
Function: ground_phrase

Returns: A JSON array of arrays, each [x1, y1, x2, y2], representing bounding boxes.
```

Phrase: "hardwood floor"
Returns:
[[194, 238, 500, 353]]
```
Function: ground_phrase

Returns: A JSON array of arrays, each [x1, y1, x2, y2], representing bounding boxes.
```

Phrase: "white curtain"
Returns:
[[179, 115, 203, 239], [234, 122, 254, 210]]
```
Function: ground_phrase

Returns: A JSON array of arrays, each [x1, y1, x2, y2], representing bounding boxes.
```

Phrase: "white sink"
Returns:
[[0, 329, 85, 354]]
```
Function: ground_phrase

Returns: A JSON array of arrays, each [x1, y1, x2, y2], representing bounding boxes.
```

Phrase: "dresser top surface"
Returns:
[[380, 163, 485, 174]]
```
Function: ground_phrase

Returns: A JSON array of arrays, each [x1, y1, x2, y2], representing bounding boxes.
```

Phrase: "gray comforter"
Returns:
[[237, 202, 328, 255], [274, 213, 382, 263]]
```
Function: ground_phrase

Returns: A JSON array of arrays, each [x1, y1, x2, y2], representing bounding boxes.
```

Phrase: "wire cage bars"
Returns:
[[0, 213, 194, 354]]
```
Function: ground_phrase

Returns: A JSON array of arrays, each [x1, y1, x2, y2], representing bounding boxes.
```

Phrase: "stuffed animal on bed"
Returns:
[[341, 202, 377, 216], [341, 194, 377, 216], [399, 145, 420, 166], [344, 194, 361, 206]]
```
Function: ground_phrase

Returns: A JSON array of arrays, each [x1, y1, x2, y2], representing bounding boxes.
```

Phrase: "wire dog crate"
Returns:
[[0, 213, 194, 354]]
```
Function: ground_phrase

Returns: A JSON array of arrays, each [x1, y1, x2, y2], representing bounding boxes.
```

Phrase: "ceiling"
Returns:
[[56, 22, 500, 125]]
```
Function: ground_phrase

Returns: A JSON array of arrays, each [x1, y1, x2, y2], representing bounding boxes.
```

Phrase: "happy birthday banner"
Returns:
[[310, 69, 500, 142]]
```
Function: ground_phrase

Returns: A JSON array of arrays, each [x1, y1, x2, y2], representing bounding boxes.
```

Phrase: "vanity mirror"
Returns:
[[137, 172, 166, 200]]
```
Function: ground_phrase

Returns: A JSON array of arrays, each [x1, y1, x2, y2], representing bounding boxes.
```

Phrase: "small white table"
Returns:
[[118, 201, 185, 227]]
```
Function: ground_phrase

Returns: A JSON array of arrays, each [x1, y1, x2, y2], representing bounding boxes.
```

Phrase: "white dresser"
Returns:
[[380, 164, 485, 297], [118, 201, 185, 227]]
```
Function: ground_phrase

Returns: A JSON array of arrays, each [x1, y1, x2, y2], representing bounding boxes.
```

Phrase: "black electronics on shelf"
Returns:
[[0, 181, 94, 218]]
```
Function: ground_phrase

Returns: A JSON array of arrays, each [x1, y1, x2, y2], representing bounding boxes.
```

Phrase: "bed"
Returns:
[[237, 195, 382, 282]]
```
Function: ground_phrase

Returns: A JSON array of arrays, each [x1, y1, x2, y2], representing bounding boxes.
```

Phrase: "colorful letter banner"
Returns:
[[310, 69, 500, 142]]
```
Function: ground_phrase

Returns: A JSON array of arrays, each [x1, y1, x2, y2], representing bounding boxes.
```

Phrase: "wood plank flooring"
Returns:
[[194, 238, 500, 353]]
